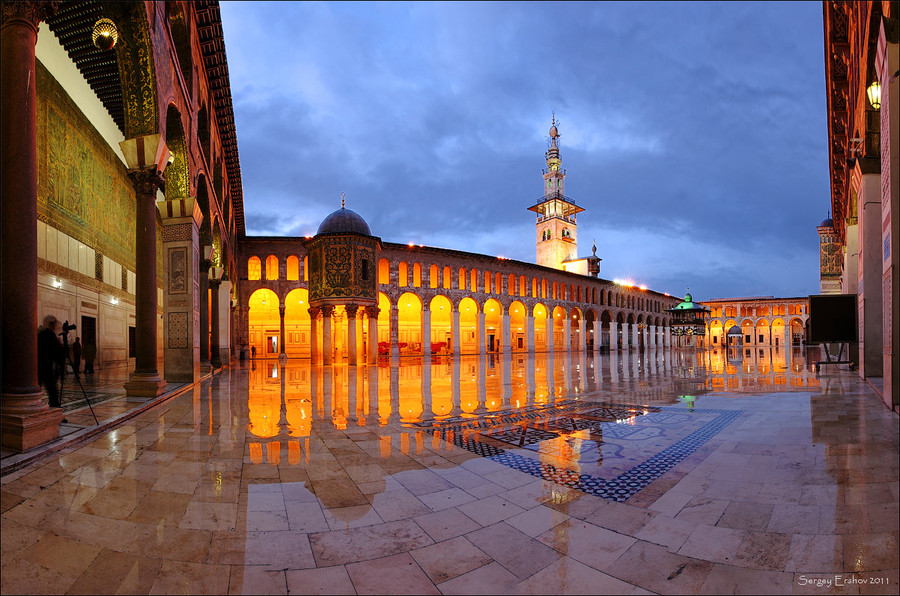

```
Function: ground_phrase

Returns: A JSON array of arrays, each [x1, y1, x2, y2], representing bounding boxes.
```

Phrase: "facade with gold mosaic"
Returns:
[[1, 1, 244, 450], [822, 0, 898, 410]]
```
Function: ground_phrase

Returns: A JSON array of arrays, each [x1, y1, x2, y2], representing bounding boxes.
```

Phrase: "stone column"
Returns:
[[631, 323, 639, 351], [452, 306, 461, 357], [160, 200, 201, 383], [123, 167, 168, 397], [878, 23, 899, 409], [501, 312, 511, 356], [563, 316, 571, 352], [309, 307, 320, 364], [278, 303, 286, 360], [199, 258, 210, 372], [648, 325, 656, 348], [322, 305, 334, 365], [855, 161, 884, 377], [346, 304, 359, 365], [610, 321, 618, 351], [476, 312, 485, 354], [547, 312, 555, 352], [526, 315, 535, 353], [389, 304, 399, 358], [366, 306, 379, 362], [208, 279, 222, 368], [593, 319, 602, 351], [0, 1, 65, 451], [422, 308, 432, 356], [578, 318, 586, 352], [665, 326, 671, 347]]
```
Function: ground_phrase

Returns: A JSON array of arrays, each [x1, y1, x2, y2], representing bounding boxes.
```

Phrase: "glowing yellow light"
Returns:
[[867, 80, 882, 109]]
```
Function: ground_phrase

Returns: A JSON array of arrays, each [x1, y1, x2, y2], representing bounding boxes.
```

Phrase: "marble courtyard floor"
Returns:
[[1, 349, 897, 594]]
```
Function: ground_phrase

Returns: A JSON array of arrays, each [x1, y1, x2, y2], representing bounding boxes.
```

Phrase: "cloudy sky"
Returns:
[[220, 1, 828, 300]]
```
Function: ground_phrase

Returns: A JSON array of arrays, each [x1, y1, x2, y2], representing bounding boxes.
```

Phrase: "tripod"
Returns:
[[59, 323, 99, 425]]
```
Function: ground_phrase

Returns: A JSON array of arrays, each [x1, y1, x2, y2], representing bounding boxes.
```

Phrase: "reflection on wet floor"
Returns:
[[3, 347, 895, 595], [242, 348, 821, 500]]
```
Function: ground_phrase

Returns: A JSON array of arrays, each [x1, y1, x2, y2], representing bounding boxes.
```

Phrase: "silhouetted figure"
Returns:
[[83, 341, 96, 374], [72, 337, 82, 377], [37, 315, 63, 408]]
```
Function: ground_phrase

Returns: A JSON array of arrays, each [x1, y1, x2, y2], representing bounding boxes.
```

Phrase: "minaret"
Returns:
[[817, 212, 841, 294], [527, 117, 584, 270]]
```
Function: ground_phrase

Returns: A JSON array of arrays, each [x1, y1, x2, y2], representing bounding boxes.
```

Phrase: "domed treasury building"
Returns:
[[237, 122, 684, 364]]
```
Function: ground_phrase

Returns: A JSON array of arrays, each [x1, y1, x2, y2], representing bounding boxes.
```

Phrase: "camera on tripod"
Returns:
[[61, 320, 76, 337]]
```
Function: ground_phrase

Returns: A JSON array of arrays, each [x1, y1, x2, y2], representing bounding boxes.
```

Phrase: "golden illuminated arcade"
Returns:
[[237, 120, 681, 363]]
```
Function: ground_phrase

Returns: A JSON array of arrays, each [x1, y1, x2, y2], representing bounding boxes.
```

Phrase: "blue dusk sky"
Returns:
[[220, 1, 828, 301]]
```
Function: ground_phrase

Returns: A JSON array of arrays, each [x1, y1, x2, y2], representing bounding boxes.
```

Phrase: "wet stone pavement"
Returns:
[[1, 349, 898, 594]]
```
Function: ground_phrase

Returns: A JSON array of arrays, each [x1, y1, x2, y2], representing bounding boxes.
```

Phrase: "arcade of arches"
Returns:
[[239, 239, 683, 363], [703, 298, 810, 349]]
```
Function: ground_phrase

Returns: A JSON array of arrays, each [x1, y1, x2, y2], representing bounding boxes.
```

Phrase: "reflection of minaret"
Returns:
[[528, 117, 584, 270]]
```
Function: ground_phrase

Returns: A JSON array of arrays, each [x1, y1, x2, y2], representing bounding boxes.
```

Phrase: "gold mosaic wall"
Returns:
[[36, 62, 137, 271]]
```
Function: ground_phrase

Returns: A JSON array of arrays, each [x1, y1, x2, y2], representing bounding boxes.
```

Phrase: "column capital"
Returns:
[[308, 306, 321, 319], [321, 305, 335, 318], [365, 306, 380, 319], [208, 278, 221, 290], [345, 304, 360, 317], [278, 304, 286, 316], [1, 2, 56, 32], [127, 167, 165, 196]]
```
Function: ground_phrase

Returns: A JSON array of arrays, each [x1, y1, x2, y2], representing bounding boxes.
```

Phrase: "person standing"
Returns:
[[37, 315, 63, 408], [83, 341, 96, 374], [72, 336, 82, 378]]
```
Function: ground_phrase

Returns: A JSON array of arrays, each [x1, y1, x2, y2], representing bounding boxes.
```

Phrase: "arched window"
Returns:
[[265, 255, 279, 280], [286, 256, 300, 281], [429, 264, 439, 288], [412, 262, 422, 287], [458, 267, 467, 290], [442, 266, 451, 289], [398, 262, 408, 287], [248, 256, 261, 281], [378, 258, 390, 285]]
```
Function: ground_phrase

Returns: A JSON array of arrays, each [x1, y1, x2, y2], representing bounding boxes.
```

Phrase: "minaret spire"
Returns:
[[528, 116, 583, 270]]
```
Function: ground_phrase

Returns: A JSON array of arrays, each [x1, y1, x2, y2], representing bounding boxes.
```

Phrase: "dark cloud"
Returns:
[[221, 1, 825, 298]]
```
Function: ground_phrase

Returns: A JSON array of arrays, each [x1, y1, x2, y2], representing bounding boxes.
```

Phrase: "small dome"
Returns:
[[684, 292, 693, 302], [820, 217, 833, 228], [316, 207, 371, 236]]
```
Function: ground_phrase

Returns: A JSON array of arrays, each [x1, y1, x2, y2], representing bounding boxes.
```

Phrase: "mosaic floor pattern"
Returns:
[[419, 400, 742, 501]]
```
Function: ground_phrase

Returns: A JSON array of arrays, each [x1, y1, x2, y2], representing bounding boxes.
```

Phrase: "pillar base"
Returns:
[[1, 404, 65, 452], [124, 373, 167, 397]]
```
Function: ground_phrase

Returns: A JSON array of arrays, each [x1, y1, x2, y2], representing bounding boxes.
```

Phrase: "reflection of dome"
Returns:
[[316, 207, 371, 235]]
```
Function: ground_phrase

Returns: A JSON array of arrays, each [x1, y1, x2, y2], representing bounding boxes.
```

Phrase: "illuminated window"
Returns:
[[286, 256, 300, 281], [265, 255, 278, 280], [248, 256, 261, 281]]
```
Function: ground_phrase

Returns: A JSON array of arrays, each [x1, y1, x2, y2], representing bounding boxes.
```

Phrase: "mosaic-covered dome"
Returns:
[[316, 207, 371, 236]]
